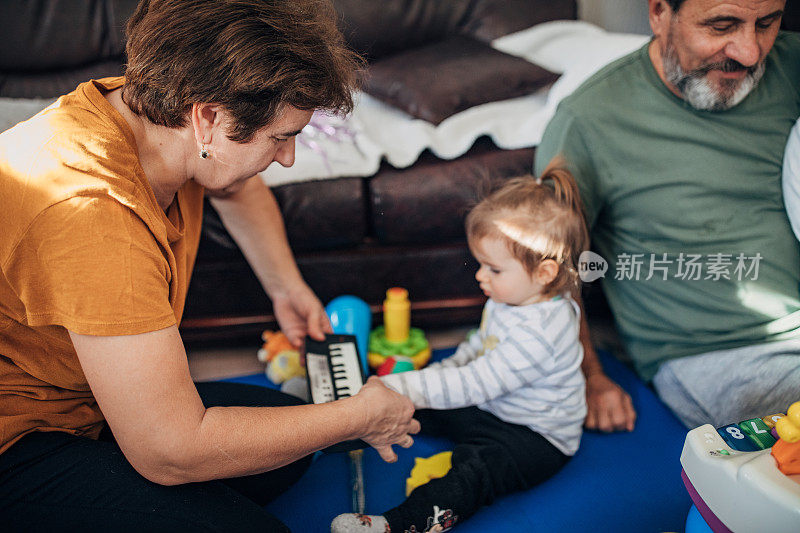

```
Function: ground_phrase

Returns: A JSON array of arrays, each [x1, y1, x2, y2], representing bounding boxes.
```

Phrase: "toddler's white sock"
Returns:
[[330, 513, 390, 533]]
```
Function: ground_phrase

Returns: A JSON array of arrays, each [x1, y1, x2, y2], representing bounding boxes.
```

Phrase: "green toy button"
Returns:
[[738, 418, 777, 450]]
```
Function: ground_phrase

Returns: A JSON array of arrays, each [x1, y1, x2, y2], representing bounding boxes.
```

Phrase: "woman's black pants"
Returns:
[[0, 382, 311, 532]]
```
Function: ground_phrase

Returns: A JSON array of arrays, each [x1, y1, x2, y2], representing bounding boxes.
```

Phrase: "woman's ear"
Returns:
[[534, 259, 559, 286], [191, 102, 223, 145]]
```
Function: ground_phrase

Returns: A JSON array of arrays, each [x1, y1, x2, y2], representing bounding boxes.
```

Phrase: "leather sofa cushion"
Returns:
[[274, 177, 367, 252], [332, 0, 576, 60], [0, 0, 134, 71], [0, 0, 133, 98], [364, 36, 558, 125], [333, 0, 472, 60], [462, 0, 577, 42], [371, 139, 535, 245], [199, 177, 367, 261]]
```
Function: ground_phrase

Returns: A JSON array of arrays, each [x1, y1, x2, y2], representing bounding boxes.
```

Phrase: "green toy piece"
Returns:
[[369, 326, 429, 357]]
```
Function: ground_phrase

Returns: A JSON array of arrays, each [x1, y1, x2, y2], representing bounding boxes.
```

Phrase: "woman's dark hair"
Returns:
[[123, 0, 363, 142]]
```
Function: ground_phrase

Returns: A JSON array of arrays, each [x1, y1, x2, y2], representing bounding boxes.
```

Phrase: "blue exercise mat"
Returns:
[[224, 349, 692, 532]]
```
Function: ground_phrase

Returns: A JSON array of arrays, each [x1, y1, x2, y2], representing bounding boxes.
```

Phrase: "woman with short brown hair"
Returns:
[[0, 1, 419, 529]]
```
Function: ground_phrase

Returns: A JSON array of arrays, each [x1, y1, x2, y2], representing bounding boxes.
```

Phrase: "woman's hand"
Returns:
[[271, 282, 332, 347], [584, 372, 636, 432], [208, 179, 331, 347], [351, 377, 420, 463]]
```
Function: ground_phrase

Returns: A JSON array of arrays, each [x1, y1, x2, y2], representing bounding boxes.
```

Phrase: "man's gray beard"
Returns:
[[662, 41, 766, 111]]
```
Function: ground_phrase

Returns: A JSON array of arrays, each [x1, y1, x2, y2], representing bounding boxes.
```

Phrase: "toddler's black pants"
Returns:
[[384, 407, 570, 532]]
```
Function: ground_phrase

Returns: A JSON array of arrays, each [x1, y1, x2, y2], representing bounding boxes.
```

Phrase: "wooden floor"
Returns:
[[186, 326, 472, 382]]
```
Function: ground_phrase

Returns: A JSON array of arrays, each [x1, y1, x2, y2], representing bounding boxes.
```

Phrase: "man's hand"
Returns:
[[584, 372, 636, 432], [352, 376, 420, 463], [271, 283, 332, 347]]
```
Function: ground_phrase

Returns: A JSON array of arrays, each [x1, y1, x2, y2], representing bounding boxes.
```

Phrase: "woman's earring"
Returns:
[[199, 145, 210, 159]]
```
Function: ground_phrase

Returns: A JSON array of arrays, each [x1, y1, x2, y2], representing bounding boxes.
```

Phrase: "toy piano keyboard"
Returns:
[[305, 334, 366, 404], [680, 411, 800, 532]]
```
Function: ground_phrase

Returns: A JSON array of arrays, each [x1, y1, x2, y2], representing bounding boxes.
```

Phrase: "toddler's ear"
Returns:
[[534, 259, 559, 286]]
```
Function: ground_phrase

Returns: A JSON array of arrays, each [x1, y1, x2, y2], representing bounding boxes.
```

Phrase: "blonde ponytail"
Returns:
[[538, 156, 586, 228]]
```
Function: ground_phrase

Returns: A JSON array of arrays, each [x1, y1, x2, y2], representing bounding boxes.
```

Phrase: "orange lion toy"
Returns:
[[771, 401, 800, 476], [258, 331, 296, 361], [257, 331, 305, 384]]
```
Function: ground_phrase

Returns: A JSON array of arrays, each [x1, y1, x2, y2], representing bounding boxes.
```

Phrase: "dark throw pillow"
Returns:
[[363, 35, 559, 125]]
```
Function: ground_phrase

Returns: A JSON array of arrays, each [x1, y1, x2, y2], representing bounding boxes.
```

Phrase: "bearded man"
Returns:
[[536, 0, 800, 432]]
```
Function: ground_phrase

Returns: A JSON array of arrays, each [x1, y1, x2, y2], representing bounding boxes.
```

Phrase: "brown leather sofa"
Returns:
[[1, 0, 581, 345]]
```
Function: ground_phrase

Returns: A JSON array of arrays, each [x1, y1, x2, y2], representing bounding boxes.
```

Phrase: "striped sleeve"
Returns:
[[438, 329, 483, 368], [380, 325, 554, 410]]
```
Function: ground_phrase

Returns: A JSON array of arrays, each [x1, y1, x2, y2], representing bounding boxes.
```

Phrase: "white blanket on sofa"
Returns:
[[261, 20, 649, 187]]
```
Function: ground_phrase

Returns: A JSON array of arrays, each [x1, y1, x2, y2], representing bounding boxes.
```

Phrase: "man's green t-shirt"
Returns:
[[535, 33, 800, 381]]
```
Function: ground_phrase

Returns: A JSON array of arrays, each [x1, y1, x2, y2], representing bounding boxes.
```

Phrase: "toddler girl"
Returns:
[[332, 163, 589, 533]]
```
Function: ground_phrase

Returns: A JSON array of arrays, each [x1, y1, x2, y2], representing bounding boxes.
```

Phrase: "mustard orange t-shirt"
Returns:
[[0, 77, 205, 454]]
